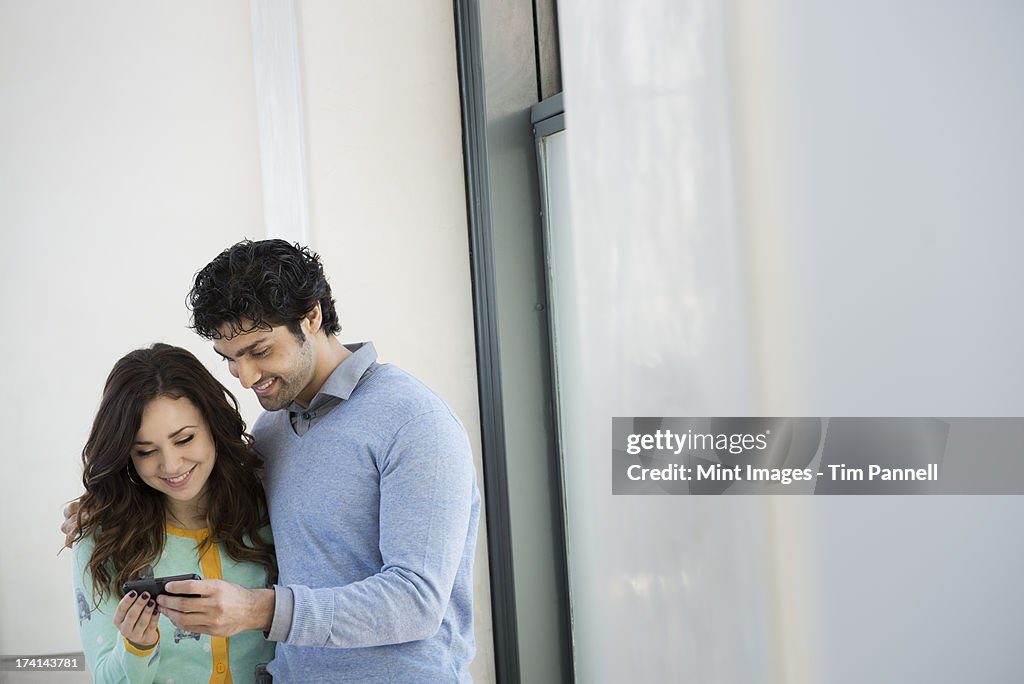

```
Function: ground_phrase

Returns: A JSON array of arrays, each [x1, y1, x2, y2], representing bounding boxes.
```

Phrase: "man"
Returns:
[[67, 239, 481, 682]]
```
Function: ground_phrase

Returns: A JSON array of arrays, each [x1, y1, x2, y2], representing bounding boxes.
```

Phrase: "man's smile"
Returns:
[[253, 378, 276, 395]]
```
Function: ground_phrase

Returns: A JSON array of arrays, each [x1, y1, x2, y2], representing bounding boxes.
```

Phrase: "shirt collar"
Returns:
[[286, 341, 377, 412]]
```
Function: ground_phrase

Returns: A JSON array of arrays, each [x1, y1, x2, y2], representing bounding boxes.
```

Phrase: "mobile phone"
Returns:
[[121, 573, 202, 599]]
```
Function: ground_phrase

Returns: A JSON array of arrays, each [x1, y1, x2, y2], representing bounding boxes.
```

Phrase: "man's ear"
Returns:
[[302, 302, 324, 336]]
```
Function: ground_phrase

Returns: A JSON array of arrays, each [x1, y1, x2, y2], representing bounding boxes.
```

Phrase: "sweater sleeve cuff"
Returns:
[[123, 630, 160, 657], [266, 585, 294, 642]]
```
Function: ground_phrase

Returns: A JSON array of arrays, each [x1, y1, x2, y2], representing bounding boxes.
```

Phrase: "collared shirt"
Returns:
[[286, 342, 380, 437]]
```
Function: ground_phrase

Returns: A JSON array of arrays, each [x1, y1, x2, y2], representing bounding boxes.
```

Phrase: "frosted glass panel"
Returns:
[[552, 0, 1024, 682], [538, 129, 584, 494]]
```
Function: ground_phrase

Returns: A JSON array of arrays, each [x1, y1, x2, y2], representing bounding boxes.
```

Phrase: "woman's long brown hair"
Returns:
[[71, 343, 276, 603]]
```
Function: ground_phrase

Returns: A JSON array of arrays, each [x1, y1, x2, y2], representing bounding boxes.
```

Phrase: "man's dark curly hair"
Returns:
[[187, 239, 341, 340]]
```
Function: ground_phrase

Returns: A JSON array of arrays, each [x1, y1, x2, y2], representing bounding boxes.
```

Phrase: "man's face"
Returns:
[[213, 322, 316, 411]]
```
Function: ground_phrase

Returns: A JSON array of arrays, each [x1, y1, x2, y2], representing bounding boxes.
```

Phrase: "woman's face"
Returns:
[[130, 396, 216, 508]]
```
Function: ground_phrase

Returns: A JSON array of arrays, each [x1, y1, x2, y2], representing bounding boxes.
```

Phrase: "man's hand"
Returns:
[[157, 579, 275, 638], [60, 500, 83, 546]]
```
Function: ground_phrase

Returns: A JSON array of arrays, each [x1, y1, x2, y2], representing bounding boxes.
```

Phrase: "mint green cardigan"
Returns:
[[72, 525, 275, 684]]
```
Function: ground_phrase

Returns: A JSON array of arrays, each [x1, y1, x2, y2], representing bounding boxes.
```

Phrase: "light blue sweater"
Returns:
[[253, 345, 480, 682]]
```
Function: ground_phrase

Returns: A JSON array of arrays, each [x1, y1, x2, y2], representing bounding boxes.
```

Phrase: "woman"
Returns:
[[69, 343, 276, 683]]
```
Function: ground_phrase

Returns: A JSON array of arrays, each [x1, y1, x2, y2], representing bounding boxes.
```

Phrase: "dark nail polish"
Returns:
[[147, 599, 155, 607], [127, 591, 137, 598], [141, 593, 149, 600]]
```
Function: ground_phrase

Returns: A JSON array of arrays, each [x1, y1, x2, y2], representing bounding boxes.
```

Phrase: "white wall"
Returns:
[[0, 3, 493, 681], [555, 0, 1024, 682], [0, 0, 264, 657]]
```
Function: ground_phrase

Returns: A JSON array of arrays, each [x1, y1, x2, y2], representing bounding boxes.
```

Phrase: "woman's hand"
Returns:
[[113, 591, 160, 649]]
